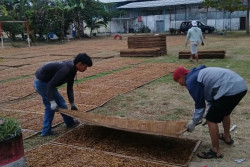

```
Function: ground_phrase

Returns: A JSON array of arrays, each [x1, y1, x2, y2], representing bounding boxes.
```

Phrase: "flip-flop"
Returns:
[[219, 133, 234, 145], [197, 149, 223, 159]]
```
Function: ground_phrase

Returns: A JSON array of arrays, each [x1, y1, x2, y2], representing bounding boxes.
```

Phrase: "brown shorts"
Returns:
[[206, 90, 247, 123]]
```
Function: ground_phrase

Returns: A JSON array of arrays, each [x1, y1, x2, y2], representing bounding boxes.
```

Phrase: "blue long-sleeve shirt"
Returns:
[[35, 60, 77, 103], [186, 65, 248, 123]]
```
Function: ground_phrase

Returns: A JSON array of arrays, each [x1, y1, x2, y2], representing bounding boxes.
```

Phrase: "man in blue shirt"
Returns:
[[173, 65, 247, 159], [34, 53, 93, 136]]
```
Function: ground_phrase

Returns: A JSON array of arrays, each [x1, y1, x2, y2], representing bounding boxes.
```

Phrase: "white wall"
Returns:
[[165, 14, 171, 31], [111, 20, 123, 33], [95, 10, 250, 34], [169, 21, 183, 30], [208, 18, 240, 31], [144, 15, 155, 32], [106, 14, 170, 33]]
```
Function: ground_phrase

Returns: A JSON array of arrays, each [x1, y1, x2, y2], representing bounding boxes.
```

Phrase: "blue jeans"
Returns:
[[33, 78, 75, 135]]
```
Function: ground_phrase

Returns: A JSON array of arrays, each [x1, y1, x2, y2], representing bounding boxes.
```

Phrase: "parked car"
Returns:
[[180, 20, 215, 34]]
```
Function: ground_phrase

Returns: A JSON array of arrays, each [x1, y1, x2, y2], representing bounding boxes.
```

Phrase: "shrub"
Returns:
[[0, 117, 21, 142], [169, 28, 176, 34], [138, 26, 151, 33]]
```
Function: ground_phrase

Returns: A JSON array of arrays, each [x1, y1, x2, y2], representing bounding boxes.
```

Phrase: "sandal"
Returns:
[[197, 149, 223, 159], [219, 133, 234, 145]]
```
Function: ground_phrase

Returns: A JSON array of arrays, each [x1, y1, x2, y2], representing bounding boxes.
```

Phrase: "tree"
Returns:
[[1, 0, 30, 19], [204, 0, 246, 12], [11, 0, 31, 20], [25, 0, 51, 41], [47, 0, 72, 40], [204, 0, 248, 32], [0, 16, 25, 40], [82, 0, 111, 37], [0, 5, 8, 16], [0, 1, 29, 40], [66, 0, 86, 38]]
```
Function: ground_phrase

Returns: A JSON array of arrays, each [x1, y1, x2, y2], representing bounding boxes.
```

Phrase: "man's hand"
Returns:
[[186, 120, 196, 132], [201, 42, 204, 46], [50, 100, 58, 111], [70, 103, 78, 110]]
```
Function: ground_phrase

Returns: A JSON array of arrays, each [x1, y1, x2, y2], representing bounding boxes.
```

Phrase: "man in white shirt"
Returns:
[[185, 21, 204, 63]]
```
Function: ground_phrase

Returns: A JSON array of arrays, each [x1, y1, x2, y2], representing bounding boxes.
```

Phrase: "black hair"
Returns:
[[74, 53, 93, 67]]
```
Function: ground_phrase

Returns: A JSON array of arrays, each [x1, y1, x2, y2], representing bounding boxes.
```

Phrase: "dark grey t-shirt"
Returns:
[[35, 60, 77, 103]]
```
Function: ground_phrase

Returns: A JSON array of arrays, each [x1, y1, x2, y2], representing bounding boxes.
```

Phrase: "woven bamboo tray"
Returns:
[[60, 109, 188, 137]]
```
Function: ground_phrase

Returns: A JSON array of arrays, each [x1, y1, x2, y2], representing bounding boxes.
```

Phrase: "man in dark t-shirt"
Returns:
[[34, 53, 93, 136]]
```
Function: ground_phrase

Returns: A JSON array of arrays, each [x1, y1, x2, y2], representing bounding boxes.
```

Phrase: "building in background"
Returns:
[[98, 0, 249, 33]]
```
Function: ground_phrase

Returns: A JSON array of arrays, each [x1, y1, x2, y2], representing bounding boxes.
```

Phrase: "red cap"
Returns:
[[173, 67, 189, 81]]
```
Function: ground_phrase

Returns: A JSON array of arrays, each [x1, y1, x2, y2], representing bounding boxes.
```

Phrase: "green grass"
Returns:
[[241, 112, 250, 120], [201, 59, 250, 78], [221, 31, 250, 38], [153, 74, 174, 83], [156, 112, 180, 121], [0, 74, 33, 84]]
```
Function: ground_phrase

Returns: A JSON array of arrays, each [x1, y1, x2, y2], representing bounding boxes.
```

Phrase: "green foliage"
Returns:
[[0, 0, 127, 40], [138, 26, 151, 33], [0, 117, 21, 142], [0, 15, 25, 40], [82, 0, 111, 37], [10, 0, 31, 21], [0, 5, 8, 16], [47, 0, 73, 40], [24, 1, 51, 41], [1, 0, 19, 11], [204, 0, 247, 12]]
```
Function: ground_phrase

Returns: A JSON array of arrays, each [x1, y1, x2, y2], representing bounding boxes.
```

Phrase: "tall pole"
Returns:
[[26, 21, 30, 47], [247, 0, 250, 34], [175, 6, 176, 29], [120, 11, 122, 34], [0, 22, 3, 49], [163, 8, 166, 32]]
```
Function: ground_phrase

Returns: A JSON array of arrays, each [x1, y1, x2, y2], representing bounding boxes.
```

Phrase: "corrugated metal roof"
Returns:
[[99, 0, 133, 3], [111, 17, 137, 20], [118, 0, 204, 9]]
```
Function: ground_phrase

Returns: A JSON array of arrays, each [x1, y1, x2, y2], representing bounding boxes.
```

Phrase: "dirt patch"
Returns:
[[25, 143, 173, 167], [51, 125, 199, 166], [0, 110, 62, 131], [2, 100, 43, 113]]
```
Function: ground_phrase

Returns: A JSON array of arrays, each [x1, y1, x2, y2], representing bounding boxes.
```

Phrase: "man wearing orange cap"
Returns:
[[173, 65, 247, 159]]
